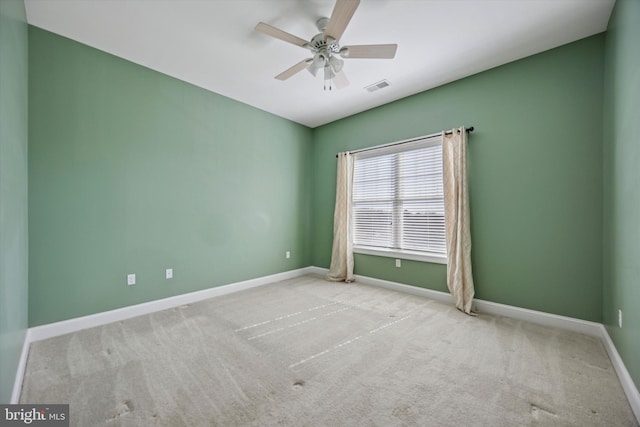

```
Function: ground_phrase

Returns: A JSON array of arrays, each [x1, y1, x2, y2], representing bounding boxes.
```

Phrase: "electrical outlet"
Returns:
[[166, 268, 173, 279], [618, 309, 623, 328], [395, 259, 401, 268], [127, 274, 136, 286], [286, 251, 291, 259]]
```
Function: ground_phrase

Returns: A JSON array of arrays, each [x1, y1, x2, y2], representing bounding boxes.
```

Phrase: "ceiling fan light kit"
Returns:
[[255, 0, 397, 91]]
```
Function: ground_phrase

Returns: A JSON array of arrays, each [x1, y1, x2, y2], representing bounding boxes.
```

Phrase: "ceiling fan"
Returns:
[[255, 0, 397, 90]]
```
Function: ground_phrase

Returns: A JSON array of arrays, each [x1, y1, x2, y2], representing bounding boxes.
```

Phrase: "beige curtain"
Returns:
[[442, 127, 476, 314], [327, 152, 355, 282]]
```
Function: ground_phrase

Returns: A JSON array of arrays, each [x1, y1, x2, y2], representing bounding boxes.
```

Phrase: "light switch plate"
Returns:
[[166, 268, 173, 279], [127, 274, 136, 286]]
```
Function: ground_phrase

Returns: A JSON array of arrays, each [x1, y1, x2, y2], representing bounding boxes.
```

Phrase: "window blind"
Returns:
[[352, 136, 446, 257]]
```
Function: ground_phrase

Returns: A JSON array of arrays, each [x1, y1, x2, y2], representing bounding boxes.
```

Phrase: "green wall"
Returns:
[[28, 27, 312, 326], [0, 0, 29, 403], [311, 35, 605, 322], [603, 0, 640, 390]]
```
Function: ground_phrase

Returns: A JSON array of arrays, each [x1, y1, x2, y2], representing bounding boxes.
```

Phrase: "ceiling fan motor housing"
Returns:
[[311, 18, 341, 53], [310, 33, 328, 50]]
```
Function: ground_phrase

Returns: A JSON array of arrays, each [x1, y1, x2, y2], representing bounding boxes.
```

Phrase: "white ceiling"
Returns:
[[24, 0, 614, 128]]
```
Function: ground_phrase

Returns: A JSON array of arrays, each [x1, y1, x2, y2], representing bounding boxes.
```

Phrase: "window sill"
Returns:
[[353, 246, 447, 265]]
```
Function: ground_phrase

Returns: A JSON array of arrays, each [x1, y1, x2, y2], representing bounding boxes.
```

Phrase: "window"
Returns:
[[352, 135, 446, 264]]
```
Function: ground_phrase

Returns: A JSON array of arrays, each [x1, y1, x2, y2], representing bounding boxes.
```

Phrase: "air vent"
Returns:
[[365, 79, 391, 92]]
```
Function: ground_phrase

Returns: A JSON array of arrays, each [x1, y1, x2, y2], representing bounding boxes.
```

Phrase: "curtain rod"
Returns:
[[335, 126, 474, 158]]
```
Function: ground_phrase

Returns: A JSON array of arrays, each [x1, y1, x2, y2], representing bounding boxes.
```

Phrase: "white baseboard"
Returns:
[[356, 274, 455, 305], [305, 266, 330, 277], [12, 266, 640, 424], [472, 299, 603, 337], [29, 267, 315, 342], [600, 325, 640, 421], [313, 267, 600, 336], [309, 267, 456, 305], [10, 329, 31, 404]]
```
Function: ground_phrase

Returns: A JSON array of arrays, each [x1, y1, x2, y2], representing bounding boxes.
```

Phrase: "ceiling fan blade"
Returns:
[[324, 0, 360, 42], [255, 22, 308, 48], [333, 70, 350, 89], [275, 59, 312, 80], [340, 44, 398, 59]]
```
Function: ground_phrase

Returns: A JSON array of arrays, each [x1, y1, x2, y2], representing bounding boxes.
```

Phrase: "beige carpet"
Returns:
[[20, 275, 638, 426]]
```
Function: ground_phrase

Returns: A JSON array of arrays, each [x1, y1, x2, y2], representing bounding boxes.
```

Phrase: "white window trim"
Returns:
[[354, 245, 447, 264], [351, 134, 448, 265]]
